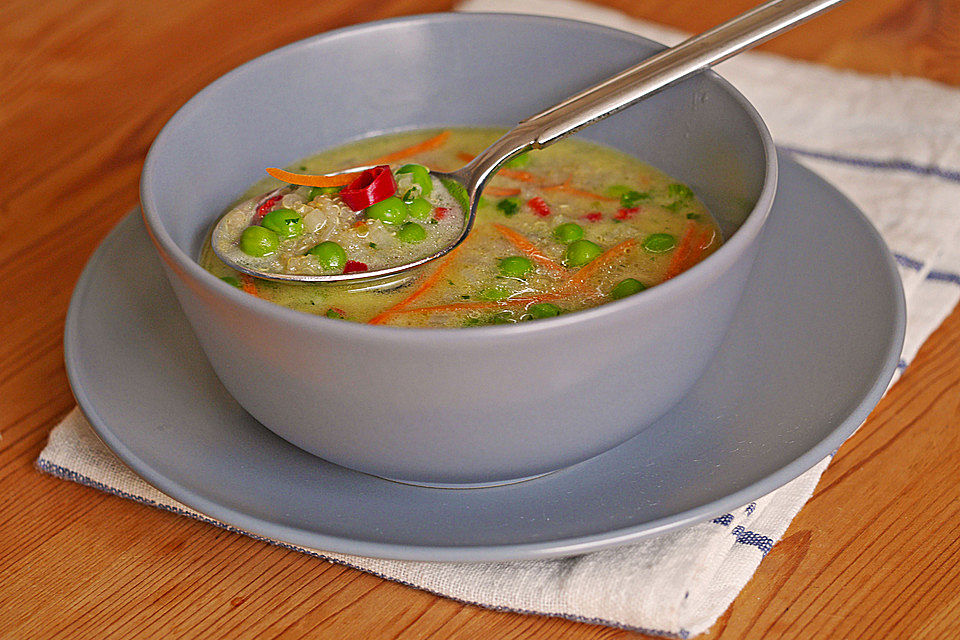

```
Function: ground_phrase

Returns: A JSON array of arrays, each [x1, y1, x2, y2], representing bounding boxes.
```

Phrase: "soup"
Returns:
[[201, 128, 722, 328]]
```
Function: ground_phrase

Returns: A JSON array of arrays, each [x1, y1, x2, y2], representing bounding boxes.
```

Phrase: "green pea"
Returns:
[[496, 197, 520, 216], [642, 233, 677, 253], [260, 208, 303, 238], [610, 278, 646, 300], [307, 241, 347, 271], [506, 152, 530, 168], [396, 164, 432, 197], [479, 286, 511, 301], [397, 222, 427, 243], [308, 185, 342, 200], [498, 256, 533, 277], [239, 226, 279, 257], [526, 302, 561, 319], [552, 222, 584, 244], [220, 276, 241, 288], [365, 196, 408, 225], [406, 197, 433, 220], [564, 239, 602, 267]]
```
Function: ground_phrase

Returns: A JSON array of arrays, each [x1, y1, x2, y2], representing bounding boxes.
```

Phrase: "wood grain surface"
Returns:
[[2, 0, 959, 638]]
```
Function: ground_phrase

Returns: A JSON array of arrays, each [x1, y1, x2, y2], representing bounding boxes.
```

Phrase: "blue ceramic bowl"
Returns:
[[141, 13, 777, 486]]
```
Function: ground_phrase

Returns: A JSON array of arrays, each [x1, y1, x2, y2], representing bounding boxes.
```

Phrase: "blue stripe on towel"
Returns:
[[731, 525, 775, 555], [894, 254, 924, 271], [780, 146, 960, 184], [928, 270, 960, 286], [893, 254, 960, 285]]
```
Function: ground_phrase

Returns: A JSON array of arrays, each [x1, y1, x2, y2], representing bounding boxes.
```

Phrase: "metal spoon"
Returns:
[[215, 0, 845, 284]]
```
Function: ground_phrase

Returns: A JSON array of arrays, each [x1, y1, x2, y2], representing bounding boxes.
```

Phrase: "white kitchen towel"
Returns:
[[38, 1, 960, 637]]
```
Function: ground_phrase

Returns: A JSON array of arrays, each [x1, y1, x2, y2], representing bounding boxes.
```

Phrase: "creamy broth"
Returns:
[[201, 128, 723, 327]]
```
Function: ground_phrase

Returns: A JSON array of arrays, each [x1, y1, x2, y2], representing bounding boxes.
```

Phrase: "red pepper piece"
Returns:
[[343, 260, 369, 274], [615, 206, 639, 221], [582, 211, 602, 223], [253, 194, 283, 224], [433, 207, 449, 220], [527, 197, 552, 217], [339, 165, 397, 212]]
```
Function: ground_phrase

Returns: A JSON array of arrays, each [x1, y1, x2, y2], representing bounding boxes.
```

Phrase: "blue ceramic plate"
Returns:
[[65, 153, 904, 561]]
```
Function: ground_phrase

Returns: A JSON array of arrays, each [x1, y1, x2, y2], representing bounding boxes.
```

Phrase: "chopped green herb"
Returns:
[[496, 197, 521, 216], [686, 212, 701, 220], [464, 311, 517, 326], [668, 183, 694, 201], [325, 308, 346, 319], [620, 190, 650, 208], [220, 276, 241, 288], [368, 242, 378, 248]]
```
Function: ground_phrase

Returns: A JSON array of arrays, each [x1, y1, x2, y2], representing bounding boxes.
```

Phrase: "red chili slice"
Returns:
[[582, 211, 602, 222], [343, 260, 369, 274], [433, 207, 449, 220], [253, 194, 283, 223], [615, 206, 639, 221], [339, 165, 397, 212], [527, 197, 552, 217]]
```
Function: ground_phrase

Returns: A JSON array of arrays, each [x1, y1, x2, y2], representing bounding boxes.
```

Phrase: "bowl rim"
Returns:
[[140, 11, 778, 342]]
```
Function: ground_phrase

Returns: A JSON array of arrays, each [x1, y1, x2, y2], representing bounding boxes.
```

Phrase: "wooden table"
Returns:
[[3, 1, 959, 637]]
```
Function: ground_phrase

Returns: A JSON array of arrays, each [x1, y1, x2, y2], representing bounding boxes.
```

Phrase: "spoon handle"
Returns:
[[521, 0, 846, 146]]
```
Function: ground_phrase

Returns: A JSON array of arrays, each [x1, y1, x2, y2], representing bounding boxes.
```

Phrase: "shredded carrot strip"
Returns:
[[497, 167, 538, 182], [559, 238, 638, 296], [664, 222, 714, 280], [372, 130, 451, 164], [265, 167, 363, 188], [543, 181, 616, 201], [240, 274, 259, 296], [367, 246, 463, 324], [492, 224, 567, 279], [664, 222, 699, 280], [483, 186, 522, 197]]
